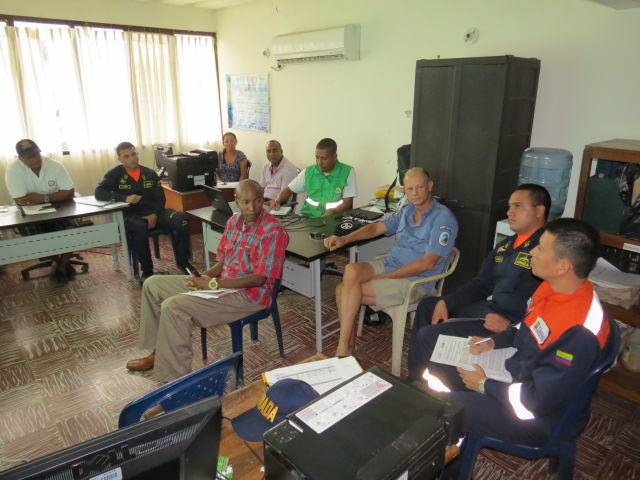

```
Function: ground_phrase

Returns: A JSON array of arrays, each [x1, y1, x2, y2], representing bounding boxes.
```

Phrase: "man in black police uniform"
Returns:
[[95, 141, 192, 285], [408, 183, 550, 380]]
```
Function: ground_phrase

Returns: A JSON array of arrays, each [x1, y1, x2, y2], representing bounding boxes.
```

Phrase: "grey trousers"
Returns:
[[138, 275, 264, 383]]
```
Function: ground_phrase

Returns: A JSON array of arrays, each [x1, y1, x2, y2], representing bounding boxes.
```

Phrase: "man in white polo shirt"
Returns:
[[5, 139, 76, 284]]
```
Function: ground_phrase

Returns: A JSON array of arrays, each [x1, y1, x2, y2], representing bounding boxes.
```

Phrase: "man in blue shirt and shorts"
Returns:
[[324, 167, 458, 357]]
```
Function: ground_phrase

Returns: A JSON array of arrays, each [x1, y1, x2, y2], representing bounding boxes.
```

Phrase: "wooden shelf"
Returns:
[[162, 184, 210, 235], [576, 139, 640, 403], [599, 363, 640, 404], [603, 301, 640, 328]]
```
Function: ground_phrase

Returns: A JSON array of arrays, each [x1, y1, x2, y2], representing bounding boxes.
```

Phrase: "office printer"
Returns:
[[165, 150, 217, 192], [263, 367, 458, 480]]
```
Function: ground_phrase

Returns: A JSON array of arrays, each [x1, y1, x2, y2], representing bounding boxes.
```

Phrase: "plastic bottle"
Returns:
[[518, 148, 573, 220], [622, 328, 640, 373]]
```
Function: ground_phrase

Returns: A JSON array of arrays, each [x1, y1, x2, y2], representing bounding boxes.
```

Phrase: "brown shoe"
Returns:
[[126, 350, 155, 371]]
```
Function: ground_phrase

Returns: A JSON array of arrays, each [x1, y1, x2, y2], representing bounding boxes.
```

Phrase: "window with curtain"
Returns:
[[0, 21, 221, 203]]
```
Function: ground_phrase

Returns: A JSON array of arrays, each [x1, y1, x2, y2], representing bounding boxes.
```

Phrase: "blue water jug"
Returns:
[[518, 148, 573, 220]]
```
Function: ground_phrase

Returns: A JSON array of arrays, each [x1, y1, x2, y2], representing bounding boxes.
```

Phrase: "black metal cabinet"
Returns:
[[410, 55, 540, 290]]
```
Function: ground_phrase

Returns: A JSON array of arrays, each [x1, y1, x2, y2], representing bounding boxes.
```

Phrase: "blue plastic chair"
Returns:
[[200, 279, 285, 387], [458, 316, 620, 480], [128, 227, 179, 278], [118, 351, 241, 428]]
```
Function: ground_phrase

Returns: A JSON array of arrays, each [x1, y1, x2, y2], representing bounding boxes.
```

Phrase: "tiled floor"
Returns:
[[1, 233, 639, 479]]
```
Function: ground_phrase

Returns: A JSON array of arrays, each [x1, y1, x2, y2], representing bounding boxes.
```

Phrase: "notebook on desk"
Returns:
[[267, 205, 293, 216]]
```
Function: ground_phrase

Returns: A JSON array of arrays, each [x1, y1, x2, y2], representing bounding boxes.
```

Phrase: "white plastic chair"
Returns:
[[356, 247, 460, 376]]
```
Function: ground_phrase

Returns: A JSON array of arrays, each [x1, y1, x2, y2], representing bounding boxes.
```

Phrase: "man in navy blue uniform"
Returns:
[[408, 184, 550, 381], [96, 142, 192, 285]]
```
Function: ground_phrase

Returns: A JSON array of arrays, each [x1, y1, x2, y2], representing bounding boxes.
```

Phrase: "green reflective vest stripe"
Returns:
[[300, 161, 353, 218]]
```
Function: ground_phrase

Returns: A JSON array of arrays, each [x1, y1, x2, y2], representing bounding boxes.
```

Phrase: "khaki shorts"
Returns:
[[367, 260, 428, 311]]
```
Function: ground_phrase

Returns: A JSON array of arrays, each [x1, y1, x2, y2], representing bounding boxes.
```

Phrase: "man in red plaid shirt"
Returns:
[[126, 179, 289, 383]]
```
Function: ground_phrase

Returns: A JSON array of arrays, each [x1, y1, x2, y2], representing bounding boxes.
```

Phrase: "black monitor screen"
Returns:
[[0, 396, 222, 480], [153, 144, 173, 172]]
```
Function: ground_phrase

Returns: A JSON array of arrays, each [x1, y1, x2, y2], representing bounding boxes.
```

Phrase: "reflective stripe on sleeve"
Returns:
[[584, 296, 605, 336]]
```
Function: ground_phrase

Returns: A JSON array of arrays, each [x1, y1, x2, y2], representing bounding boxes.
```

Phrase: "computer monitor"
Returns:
[[0, 396, 222, 480], [153, 144, 173, 177]]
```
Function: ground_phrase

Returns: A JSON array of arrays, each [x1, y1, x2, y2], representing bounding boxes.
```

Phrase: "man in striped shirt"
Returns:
[[126, 179, 289, 384]]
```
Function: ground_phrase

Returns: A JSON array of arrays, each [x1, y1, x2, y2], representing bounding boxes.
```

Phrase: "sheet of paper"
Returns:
[[589, 257, 640, 288], [294, 371, 391, 434], [262, 356, 363, 395], [74, 196, 129, 208], [217, 181, 239, 189], [22, 204, 56, 215], [180, 288, 239, 299], [430, 334, 516, 383]]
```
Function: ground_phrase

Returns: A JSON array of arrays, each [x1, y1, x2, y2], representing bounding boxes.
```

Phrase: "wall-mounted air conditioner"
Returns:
[[272, 24, 360, 66]]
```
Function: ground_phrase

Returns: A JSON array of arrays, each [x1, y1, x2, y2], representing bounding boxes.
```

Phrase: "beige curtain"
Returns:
[[0, 23, 220, 205]]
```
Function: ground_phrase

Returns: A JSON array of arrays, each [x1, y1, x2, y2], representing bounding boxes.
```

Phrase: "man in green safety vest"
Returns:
[[269, 138, 356, 218]]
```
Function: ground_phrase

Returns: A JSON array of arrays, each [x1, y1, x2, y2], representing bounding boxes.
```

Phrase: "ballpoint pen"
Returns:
[[463, 337, 493, 349]]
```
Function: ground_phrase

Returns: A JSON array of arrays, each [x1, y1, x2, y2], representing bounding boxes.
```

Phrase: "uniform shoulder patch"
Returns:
[[438, 226, 452, 246], [555, 350, 574, 366]]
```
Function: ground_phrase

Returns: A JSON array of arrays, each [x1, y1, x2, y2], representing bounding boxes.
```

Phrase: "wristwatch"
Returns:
[[43, 195, 50, 203], [208, 277, 219, 290], [477, 377, 487, 394]]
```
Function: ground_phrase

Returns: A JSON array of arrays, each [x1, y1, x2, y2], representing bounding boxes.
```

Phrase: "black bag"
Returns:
[[384, 144, 411, 212], [619, 163, 640, 240], [363, 306, 390, 327]]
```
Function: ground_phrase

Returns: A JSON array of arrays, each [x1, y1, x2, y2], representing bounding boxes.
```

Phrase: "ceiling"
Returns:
[[133, 0, 255, 9], [134, 0, 640, 11], [588, 0, 640, 7]]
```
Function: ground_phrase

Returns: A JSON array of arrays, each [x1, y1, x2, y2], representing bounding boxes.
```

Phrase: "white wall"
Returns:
[[2, 0, 639, 216], [214, 0, 640, 215], [0, 0, 216, 31]]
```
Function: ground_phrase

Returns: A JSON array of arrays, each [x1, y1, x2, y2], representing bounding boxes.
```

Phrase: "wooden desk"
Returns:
[[219, 354, 326, 479], [218, 355, 459, 479], [216, 182, 238, 202], [162, 184, 210, 234]]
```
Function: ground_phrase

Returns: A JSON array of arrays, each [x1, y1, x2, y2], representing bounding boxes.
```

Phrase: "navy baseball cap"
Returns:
[[16, 139, 41, 158], [232, 379, 318, 442]]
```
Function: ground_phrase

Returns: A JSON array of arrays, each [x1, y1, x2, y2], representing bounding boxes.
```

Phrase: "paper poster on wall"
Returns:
[[226, 73, 270, 132]]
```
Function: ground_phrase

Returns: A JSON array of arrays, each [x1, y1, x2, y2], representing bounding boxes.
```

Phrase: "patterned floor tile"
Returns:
[[0, 232, 639, 479], [0, 425, 66, 472]]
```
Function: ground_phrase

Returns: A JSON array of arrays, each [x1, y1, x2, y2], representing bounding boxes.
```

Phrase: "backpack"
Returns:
[[384, 144, 411, 212]]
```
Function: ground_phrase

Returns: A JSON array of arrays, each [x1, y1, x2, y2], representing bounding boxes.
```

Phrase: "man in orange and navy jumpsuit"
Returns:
[[421, 218, 611, 448]]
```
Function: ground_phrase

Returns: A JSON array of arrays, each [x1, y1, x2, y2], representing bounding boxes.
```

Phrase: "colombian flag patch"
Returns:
[[555, 350, 574, 366]]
